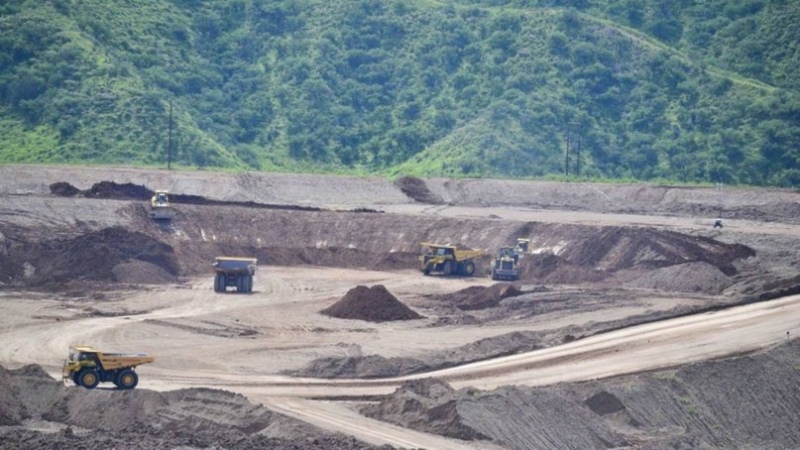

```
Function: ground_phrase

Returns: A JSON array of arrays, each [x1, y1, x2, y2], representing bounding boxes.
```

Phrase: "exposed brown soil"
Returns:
[[0, 227, 179, 288], [48, 182, 81, 197], [621, 261, 734, 294], [321, 285, 423, 322], [3, 165, 800, 449], [0, 364, 381, 450], [362, 378, 489, 441], [394, 176, 445, 204], [84, 181, 153, 200], [432, 283, 524, 311], [366, 339, 800, 449]]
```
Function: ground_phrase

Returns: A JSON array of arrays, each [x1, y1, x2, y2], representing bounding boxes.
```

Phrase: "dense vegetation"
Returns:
[[0, 0, 798, 186]]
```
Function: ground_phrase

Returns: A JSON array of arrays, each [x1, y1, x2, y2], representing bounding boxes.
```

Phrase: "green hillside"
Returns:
[[0, 0, 798, 186]]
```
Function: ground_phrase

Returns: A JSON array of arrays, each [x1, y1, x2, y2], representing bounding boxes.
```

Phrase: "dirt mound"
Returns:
[[623, 261, 734, 294], [320, 285, 423, 322], [434, 283, 523, 311], [562, 227, 754, 275], [371, 252, 419, 271], [0, 428, 378, 450], [519, 253, 610, 284], [367, 340, 800, 450], [584, 391, 626, 416], [49, 182, 81, 197], [3, 227, 180, 287], [0, 364, 380, 449], [394, 176, 445, 204], [84, 181, 153, 200], [513, 227, 755, 285], [112, 260, 179, 285], [362, 378, 488, 441]]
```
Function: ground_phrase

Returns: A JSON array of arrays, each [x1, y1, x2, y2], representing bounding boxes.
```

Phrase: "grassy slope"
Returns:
[[0, 0, 797, 185]]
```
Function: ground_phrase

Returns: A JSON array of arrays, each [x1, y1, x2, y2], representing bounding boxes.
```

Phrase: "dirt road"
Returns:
[[1, 265, 797, 447], [383, 203, 800, 237], [2, 165, 800, 448]]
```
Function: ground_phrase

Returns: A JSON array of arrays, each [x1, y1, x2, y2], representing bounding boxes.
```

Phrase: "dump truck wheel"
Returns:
[[423, 265, 431, 276], [491, 269, 499, 281], [219, 274, 227, 293], [442, 261, 452, 276], [78, 368, 100, 389], [214, 274, 224, 293], [72, 372, 81, 386], [463, 261, 475, 276], [246, 275, 253, 293], [116, 369, 138, 390]]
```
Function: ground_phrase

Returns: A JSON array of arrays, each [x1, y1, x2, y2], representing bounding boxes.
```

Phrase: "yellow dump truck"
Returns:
[[420, 242, 484, 276], [62, 346, 154, 390], [213, 256, 257, 293]]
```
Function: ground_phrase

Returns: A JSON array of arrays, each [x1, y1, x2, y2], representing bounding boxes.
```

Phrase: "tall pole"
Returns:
[[565, 124, 570, 177], [167, 100, 173, 170], [576, 134, 581, 177]]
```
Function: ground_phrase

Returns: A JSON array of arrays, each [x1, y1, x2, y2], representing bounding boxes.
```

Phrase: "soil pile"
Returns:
[[367, 339, 800, 450], [434, 283, 523, 311], [2, 227, 180, 287], [371, 252, 419, 271], [394, 176, 444, 204], [111, 260, 178, 284], [562, 227, 754, 275], [84, 181, 153, 200], [320, 285, 423, 322], [362, 378, 488, 441], [47, 180, 141, 199], [0, 364, 379, 450], [518, 253, 609, 284], [48, 182, 81, 197], [623, 261, 734, 294], [515, 227, 755, 288]]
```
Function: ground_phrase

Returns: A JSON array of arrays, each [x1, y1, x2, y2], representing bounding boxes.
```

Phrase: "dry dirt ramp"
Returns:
[[365, 339, 800, 449]]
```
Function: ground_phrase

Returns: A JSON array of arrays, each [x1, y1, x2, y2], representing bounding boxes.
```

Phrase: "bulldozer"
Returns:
[[149, 190, 176, 220], [491, 246, 520, 281], [213, 256, 257, 293], [420, 243, 484, 276], [62, 345, 154, 390]]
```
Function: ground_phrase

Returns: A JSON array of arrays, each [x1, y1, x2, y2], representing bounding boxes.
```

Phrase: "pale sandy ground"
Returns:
[[2, 164, 800, 448], [1, 266, 797, 447]]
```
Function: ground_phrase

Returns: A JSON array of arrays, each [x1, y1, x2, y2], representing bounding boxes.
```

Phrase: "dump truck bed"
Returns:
[[97, 353, 155, 370], [213, 257, 258, 274]]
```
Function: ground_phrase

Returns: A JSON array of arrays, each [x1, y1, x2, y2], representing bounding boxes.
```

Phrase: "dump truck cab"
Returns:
[[149, 190, 175, 220], [213, 256, 257, 293], [492, 246, 520, 280], [62, 346, 153, 390], [420, 243, 483, 276]]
